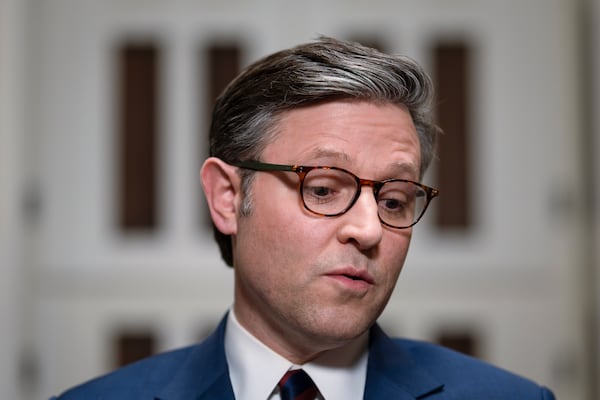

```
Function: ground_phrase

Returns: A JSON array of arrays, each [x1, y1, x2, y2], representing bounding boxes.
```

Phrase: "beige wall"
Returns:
[[592, 0, 600, 398], [1, 0, 26, 399], [1, 0, 597, 399]]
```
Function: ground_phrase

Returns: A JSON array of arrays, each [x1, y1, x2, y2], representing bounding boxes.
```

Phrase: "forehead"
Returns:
[[263, 101, 421, 178]]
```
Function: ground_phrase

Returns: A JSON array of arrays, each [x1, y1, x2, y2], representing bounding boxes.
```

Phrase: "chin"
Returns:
[[313, 315, 374, 342]]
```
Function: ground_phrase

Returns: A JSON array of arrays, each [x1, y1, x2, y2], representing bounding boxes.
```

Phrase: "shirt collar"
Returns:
[[303, 335, 368, 400], [224, 309, 369, 400]]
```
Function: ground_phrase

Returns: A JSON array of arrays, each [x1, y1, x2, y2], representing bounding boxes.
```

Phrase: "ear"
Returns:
[[200, 157, 242, 235]]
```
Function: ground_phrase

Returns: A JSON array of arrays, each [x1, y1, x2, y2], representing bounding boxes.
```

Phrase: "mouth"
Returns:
[[325, 267, 375, 290], [340, 271, 374, 284]]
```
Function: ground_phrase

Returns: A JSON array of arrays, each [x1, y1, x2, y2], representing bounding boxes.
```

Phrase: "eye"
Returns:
[[378, 196, 410, 216], [377, 181, 416, 215], [305, 185, 336, 200], [301, 168, 357, 210], [381, 198, 406, 211]]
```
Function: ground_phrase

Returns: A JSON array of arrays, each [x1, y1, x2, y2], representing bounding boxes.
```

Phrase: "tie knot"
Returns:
[[278, 369, 319, 400]]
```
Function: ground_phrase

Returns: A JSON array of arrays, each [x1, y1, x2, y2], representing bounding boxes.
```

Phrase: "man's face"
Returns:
[[232, 100, 421, 362]]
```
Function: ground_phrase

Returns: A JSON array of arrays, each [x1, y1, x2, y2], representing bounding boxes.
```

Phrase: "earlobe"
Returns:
[[200, 157, 241, 235]]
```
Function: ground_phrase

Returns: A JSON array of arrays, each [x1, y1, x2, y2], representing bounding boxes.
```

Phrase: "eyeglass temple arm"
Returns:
[[234, 160, 298, 172]]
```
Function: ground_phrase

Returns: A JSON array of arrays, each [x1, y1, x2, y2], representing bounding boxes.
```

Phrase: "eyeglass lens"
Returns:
[[300, 167, 427, 228]]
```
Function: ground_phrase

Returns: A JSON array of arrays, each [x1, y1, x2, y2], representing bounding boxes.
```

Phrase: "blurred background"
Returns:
[[1, 0, 598, 399]]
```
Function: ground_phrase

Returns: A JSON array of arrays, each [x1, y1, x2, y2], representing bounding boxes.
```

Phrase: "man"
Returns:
[[53, 37, 555, 399]]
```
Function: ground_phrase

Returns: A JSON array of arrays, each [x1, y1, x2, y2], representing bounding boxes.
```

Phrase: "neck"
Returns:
[[230, 306, 369, 365]]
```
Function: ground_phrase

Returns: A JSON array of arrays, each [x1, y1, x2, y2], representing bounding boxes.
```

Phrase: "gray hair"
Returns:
[[208, 36, 440, 266]]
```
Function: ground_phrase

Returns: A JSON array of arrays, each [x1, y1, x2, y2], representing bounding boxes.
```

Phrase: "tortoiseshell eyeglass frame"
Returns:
[[232, 159, 439, 229]]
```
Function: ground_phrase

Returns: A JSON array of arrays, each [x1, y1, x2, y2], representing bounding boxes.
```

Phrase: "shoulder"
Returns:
[[51, 345, 197, 400], [394, 338, 555, 399], [51, 315, 230, 400]]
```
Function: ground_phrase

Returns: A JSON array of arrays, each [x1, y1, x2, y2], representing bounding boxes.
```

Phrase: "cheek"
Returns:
[[242, 196, 313, 270], [253, 184, 321, 248], [380, 234, 411, 278]]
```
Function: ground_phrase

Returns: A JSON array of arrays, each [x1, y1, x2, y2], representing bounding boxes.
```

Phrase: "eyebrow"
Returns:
[[385, 162, 420, 180], [301, 148, 419, 180], [302, 148, 352, 163]]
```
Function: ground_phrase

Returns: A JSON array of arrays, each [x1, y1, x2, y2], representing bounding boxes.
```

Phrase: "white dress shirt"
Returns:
[[224, 309, 369, 400]]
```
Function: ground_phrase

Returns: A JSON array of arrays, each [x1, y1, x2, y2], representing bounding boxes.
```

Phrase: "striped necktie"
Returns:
[[278, 369, 319, 400]]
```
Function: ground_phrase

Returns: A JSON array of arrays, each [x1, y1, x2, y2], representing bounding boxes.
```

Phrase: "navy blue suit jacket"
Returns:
[[52, 316, 555, 399]]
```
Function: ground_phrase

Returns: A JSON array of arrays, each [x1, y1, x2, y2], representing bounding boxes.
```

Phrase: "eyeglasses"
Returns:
[[233, 160, 439, 229]]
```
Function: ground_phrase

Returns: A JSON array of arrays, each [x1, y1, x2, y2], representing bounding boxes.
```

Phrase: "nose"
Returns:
[[337, 187, 383, 250]]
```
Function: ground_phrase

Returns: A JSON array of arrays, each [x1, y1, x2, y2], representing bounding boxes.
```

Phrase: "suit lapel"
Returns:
[[154, 317, 443, 400], [156, 316, 235, 400], [364, 324, 444, 399]]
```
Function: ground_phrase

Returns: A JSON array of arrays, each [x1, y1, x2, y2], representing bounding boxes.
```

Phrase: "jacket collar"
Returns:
[[156, 316, 235, 400], [364, 324, 444, 399], [156, 316, 443, 400]]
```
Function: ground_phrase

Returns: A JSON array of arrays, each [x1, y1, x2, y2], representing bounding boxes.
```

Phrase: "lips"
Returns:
[[325, 267, 375, 286]]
